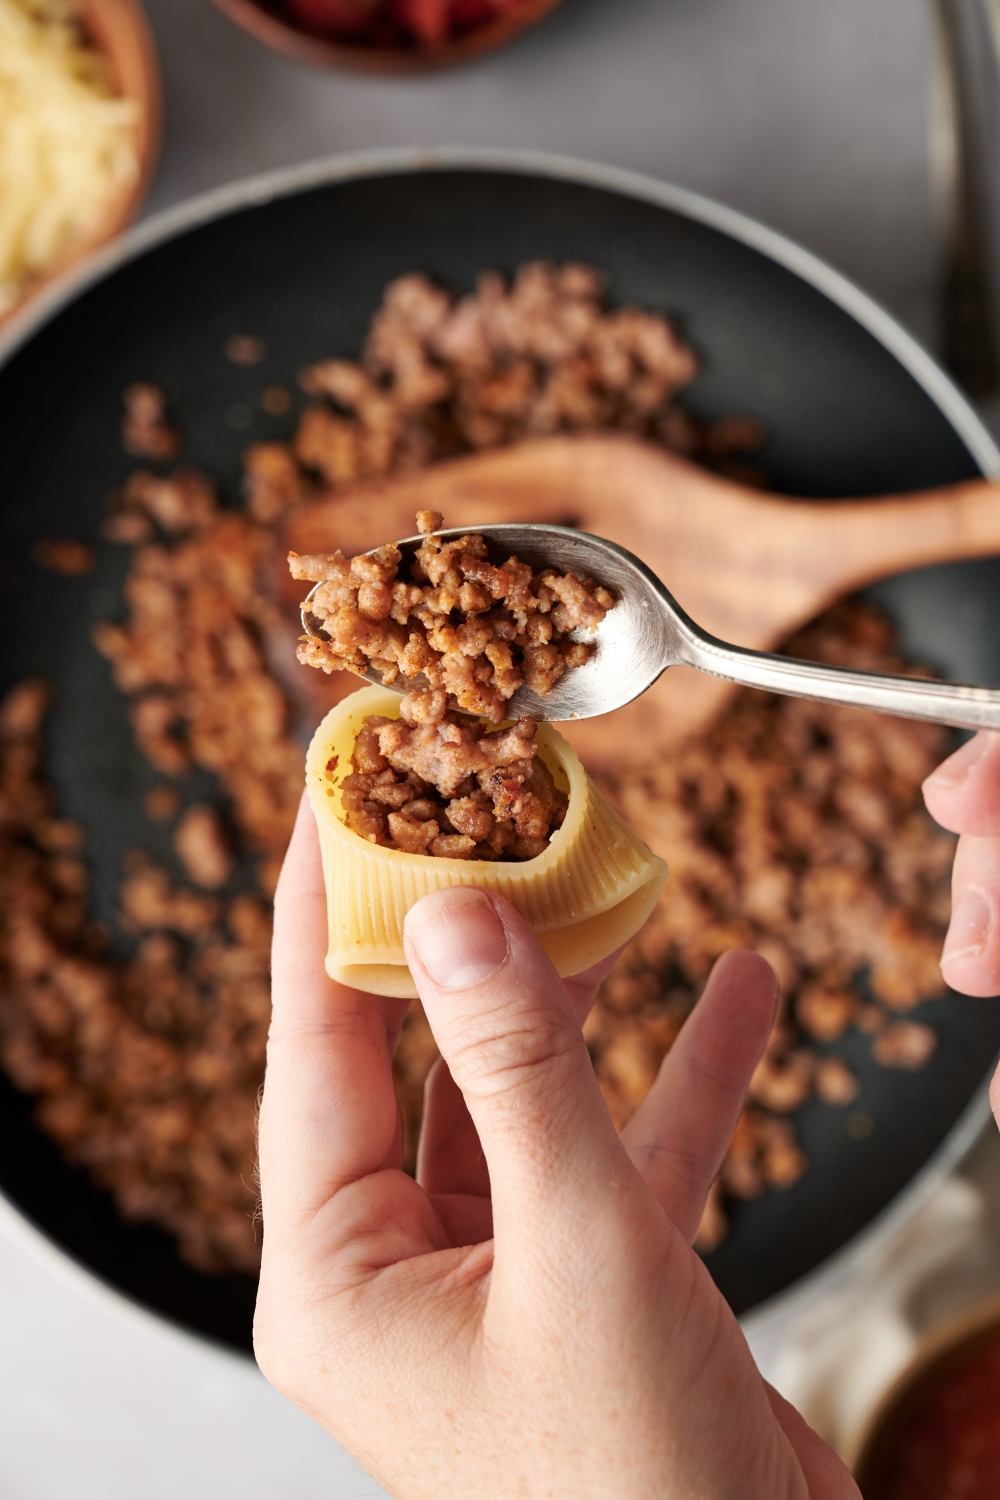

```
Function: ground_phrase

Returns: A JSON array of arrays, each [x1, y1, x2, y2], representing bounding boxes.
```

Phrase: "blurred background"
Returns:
[[5, 0, 1000, 1495], [143, 0, 942, 345]]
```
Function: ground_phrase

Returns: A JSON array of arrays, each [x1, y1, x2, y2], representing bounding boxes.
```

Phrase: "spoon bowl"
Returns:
[[301, 521, 1000, 732], [302, 524, 678, 721]]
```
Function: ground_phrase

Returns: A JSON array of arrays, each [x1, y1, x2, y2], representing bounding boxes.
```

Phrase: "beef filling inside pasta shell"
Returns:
[[306, 686, 668, 997]]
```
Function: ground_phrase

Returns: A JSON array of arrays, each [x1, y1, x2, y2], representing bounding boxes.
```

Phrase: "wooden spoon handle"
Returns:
[[784, 479, 1000, 610], [674, 477, 1000, 650]]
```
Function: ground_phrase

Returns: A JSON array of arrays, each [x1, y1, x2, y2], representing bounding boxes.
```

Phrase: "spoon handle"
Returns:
[[681, 631, 1000, 734]]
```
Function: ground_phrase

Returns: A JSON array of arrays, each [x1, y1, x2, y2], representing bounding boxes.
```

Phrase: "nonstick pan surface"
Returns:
[[1, 149, 999, 1355]]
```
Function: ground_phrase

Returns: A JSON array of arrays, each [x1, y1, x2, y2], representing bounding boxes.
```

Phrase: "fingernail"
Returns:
[[924, 734, 991, 792], [405, 888, 507, 990], [942, 888, 992, 965]]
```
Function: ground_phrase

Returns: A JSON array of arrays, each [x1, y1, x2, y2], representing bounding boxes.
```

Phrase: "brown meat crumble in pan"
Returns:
[[0, 264, 957, 1274], [340, 711, 565, 860]]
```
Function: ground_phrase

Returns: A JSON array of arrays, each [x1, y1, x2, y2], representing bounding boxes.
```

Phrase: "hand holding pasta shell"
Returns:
[[255, 800, 855, 1499], [293, 516, 667, 997], [306, 685, 667, 996]]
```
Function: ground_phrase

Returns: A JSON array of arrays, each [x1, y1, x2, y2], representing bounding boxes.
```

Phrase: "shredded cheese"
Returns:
[[0, 0, 141, 314]]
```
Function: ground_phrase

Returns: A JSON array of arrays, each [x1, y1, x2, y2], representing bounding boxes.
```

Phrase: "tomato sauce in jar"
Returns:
[[855, 1321, 1000, 1499]]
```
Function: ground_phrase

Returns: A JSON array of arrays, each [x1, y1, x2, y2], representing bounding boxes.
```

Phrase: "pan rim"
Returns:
[[0, 143, 995, 1356], [741, 1085, 994, 1356]]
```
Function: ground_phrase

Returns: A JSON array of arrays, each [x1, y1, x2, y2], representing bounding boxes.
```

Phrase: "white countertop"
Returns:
[[1, 0, 989, 1493]]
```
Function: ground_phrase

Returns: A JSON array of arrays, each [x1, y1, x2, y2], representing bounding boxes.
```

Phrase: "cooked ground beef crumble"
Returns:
[[121, 381, 179, 462], [293, 511, 612, 859], [0, 264, 958, 1275], [0, 681, 268, 1275], [290, 512, 615, 723], [287, 262, 765, 489], [341, 711, 566, 860]]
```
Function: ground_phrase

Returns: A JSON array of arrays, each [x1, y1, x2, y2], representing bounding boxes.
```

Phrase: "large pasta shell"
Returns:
[[306, 686, 668, 997]]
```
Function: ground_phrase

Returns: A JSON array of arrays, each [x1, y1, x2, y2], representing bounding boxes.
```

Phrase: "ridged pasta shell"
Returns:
[[306, 686, 668, 997]]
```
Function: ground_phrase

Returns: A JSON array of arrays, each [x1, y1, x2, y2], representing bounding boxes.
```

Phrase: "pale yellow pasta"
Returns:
[[306, 686, 668, 997]]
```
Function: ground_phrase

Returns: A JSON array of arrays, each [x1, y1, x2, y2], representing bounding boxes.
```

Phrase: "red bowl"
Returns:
[[209, 0, 566, 73], [851, 1294, 1000, 1497]]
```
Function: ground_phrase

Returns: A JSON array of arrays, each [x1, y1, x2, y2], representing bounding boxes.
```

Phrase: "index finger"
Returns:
[[923, 732, 1000, 835], [258, 792, 409, 1237]]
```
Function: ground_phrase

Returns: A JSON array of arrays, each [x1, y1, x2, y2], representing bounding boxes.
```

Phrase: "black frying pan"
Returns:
[[2, 149, 999, 1356]]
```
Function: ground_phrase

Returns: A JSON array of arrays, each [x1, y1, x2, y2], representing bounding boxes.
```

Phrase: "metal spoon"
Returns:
[[301, 523, 1000, 731]]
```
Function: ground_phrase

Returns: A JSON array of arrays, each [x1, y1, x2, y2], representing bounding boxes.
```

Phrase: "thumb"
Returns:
[[404, 888, 631, 1240]]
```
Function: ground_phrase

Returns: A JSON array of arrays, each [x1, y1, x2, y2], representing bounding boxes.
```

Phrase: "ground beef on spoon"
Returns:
[[290, 509, 616, 724]]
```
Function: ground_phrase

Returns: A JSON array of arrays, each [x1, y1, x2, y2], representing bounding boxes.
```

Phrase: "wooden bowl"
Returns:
[[1, 0, 161, 325], [209, 0, 565, 74]]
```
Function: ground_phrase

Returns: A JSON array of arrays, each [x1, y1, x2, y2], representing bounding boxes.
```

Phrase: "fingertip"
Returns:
[[568, 946, 626, 990], [678, 950, 781, 1091], [941, 869, 1000, 996], [922, 779, 962, 834], [941, 950, 1000, 997], [417, 1056, 490, 1198], [561, 945, 626, 1025], [923, 732, 989, 792], [923, 734, 1000, 835], [404, 886, 510, 992], [702, 950, 780, 1031], [273, 789, 323, 909], [990, 1060, 1000, 1126], [711, 948, 779, 995], [623, 948, 780, 1238], [687, 950, 780, 1085]]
